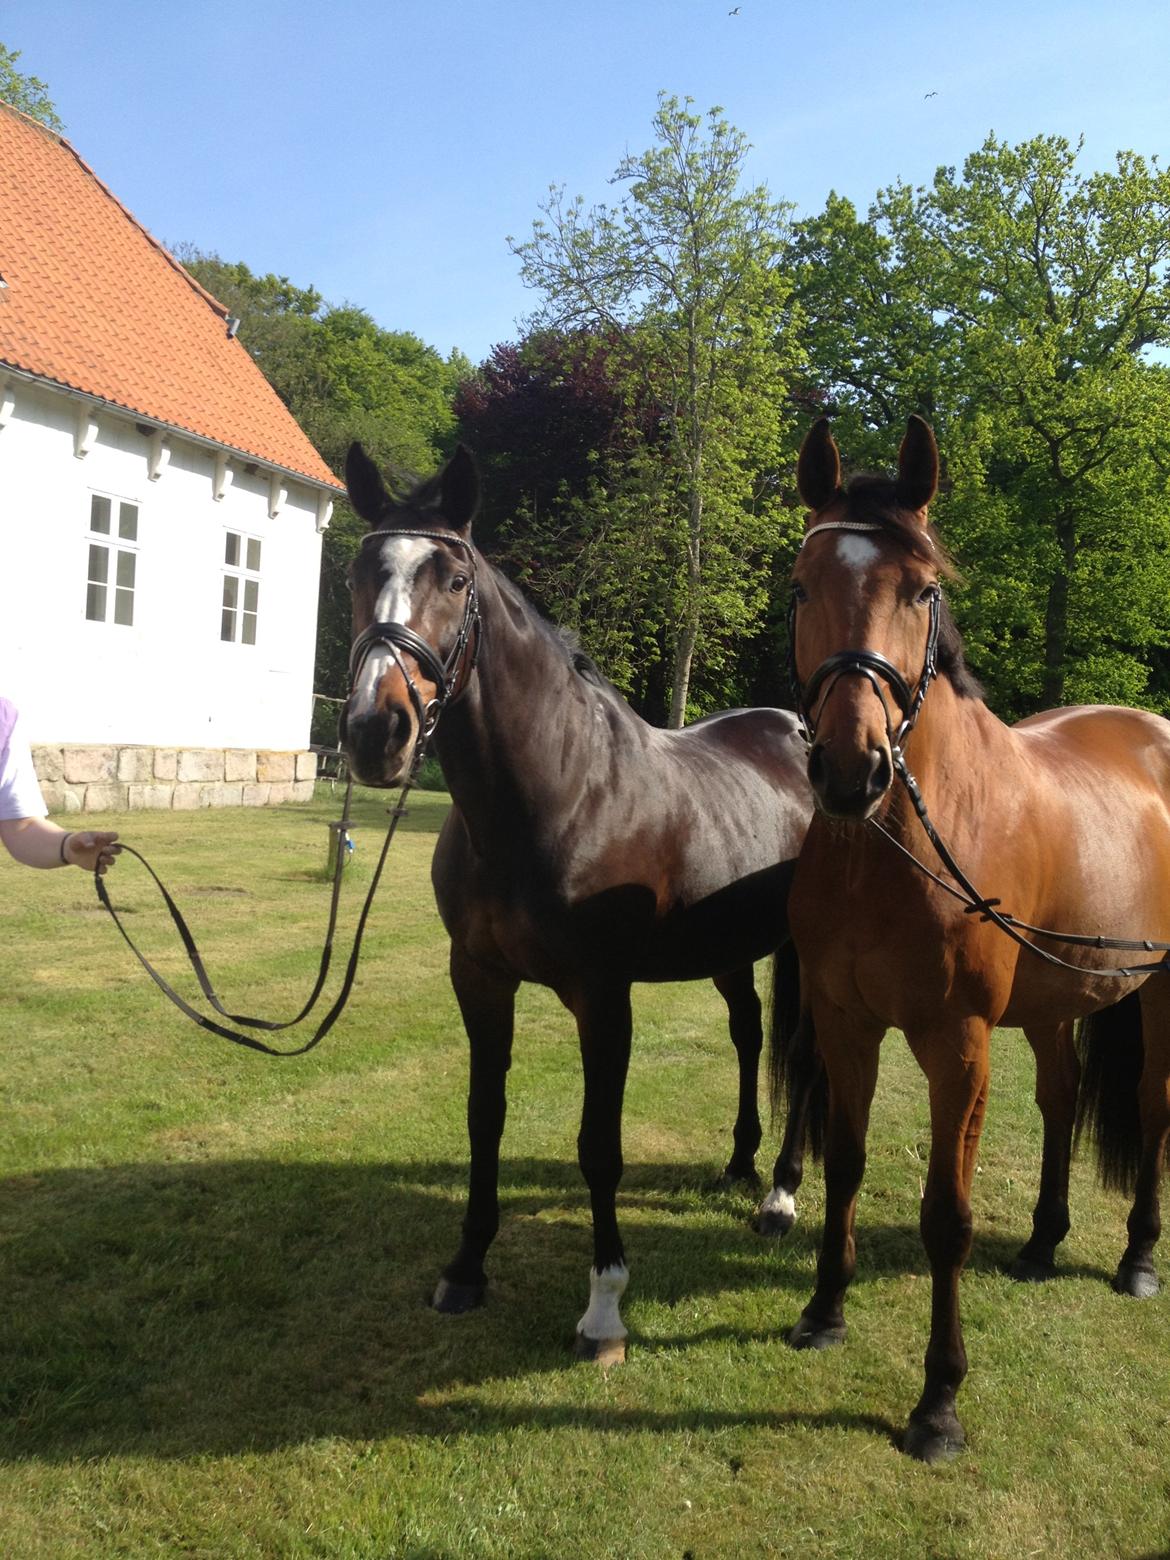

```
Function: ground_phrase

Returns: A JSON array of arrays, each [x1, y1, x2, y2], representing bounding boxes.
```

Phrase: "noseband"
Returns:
[[348, 528, 482, 743], [787, 521, 941, 754]]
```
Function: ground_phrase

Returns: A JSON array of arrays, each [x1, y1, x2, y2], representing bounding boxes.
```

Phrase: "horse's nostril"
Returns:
[[807, 740, 892, 817], [808, 744, 827, 790], [865, 745, 892, 800]]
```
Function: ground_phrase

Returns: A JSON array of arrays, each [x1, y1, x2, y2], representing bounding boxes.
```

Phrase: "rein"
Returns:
[[95, 526, 481, 1053], [871, 753, 1170, 979], [789, 521, 1170, 981]]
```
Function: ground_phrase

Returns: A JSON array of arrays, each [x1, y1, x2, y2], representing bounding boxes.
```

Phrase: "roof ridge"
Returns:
[[0, 100, 341, 488], [0, 98, 232, 324], [0, 96, 66, 142]]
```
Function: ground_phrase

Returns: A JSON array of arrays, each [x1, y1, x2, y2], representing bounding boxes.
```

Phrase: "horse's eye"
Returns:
[[450, 574, 468, 594], [792, 581, 808, 604], [917, 583, 940, 605]]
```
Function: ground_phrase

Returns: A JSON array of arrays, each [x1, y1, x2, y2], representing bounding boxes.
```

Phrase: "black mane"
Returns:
[[488, 563, 619, 694], [358, 487, 613, 696]]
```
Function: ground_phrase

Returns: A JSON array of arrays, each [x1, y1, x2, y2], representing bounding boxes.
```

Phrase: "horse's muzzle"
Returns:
[[341, 703, 414, 788], [808, 740, 892, 820]]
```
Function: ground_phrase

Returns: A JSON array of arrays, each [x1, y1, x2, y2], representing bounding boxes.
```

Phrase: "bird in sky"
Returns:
[[924, 90, 938, 98], [729, 6, 741, 14]]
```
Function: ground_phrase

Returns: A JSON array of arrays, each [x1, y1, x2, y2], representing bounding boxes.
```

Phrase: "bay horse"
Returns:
[[340, 442, 813, 1359], [784, 414, 1170, 1461]]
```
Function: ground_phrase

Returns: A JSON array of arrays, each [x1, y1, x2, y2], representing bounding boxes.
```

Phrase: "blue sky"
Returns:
[[5, 0, 1168, 364]]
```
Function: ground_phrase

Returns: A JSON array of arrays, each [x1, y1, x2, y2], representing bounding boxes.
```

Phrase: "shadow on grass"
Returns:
[[0, 1155, 1107, 1464]]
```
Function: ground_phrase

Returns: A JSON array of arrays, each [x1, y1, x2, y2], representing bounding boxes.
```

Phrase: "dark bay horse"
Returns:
[[785, 415, 1170, 1462], [340, 443, 812, 1358]]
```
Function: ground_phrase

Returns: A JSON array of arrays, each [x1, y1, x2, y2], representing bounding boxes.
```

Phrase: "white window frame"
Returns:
[[85, 491, 140, 628], [221, 529, 262, 646]]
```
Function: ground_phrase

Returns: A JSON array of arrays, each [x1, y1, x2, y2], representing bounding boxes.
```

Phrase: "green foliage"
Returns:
[[792, 136, 1170, 716], [181, 252, 465, 699], [510, 94, 804, 725], [0, 43, 62, 129]]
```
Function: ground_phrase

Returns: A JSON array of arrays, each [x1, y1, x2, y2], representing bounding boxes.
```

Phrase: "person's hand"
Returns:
[[63, 830, 121, 874]]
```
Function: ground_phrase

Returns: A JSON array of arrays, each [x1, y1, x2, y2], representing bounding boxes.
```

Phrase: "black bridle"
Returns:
[[787, 579, 941, 756], [347, 526, 482, 740], [788, 520, 1170, 979], [95, 529, 484, 1054]]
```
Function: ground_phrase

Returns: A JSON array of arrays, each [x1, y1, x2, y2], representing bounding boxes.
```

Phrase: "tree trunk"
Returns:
[[1041, 513, 1076, 708], [668, 610, 700, 729], [667, 481, 704, 729]]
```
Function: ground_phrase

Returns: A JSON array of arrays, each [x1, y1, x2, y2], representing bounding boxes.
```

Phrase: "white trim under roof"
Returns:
[[0, 361, 344, 496]]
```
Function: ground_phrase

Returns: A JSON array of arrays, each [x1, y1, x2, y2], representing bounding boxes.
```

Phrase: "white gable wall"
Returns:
[[1, 379, 329, 750]]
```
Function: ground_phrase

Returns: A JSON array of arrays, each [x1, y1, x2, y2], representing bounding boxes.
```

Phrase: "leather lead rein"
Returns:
[[95, 528, 481, 1054]]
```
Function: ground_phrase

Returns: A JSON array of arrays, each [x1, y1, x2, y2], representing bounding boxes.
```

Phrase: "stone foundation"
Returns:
[[31, 744, 318, 813]]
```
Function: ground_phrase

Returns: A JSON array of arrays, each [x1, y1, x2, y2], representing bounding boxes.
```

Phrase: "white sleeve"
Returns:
[[0, 713, 49, 820]]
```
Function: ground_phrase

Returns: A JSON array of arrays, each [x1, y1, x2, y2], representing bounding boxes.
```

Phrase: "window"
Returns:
[[221, 530, 261, 644], [85, 493, 138, 626]]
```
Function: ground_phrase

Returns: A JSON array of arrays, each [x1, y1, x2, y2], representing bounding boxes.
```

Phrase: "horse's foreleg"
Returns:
[[1011, 1021, 1079, 1281], [432, 945, 519, 1315], [573, 984, 633, 1364], [789, 1008, 881, 1349], [712, 965, 763, 1189], [902, 1018, 991, 1465]]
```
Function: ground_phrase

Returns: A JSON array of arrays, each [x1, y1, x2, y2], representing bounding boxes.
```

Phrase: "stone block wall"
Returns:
[[32, 744, 318, 813]]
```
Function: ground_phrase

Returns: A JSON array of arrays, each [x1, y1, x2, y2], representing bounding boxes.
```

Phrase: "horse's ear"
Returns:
[[896, 415, 939, 513], [797, 418, 842, 513], [439, 444, 480, 536], [345, 442, 389, 527]]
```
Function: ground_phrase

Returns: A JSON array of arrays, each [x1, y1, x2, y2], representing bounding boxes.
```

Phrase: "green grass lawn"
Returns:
[[2, 787, 1168, 1559]]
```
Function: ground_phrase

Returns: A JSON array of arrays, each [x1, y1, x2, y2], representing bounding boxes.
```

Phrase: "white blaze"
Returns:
[[348, 536, 438, 718], [836, 532, 881, 573]]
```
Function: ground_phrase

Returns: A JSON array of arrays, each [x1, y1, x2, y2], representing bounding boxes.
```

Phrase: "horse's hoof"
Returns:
[[755, 1187, 797, 1237], [719, 1164, 762, 1194], [756, 1207, 796, 1237], [431, 1276, 486, 1314], [1113, 1263, 1160, 1299], [574, 1331, 626, 1367], [788, 1313, 846, 1351], [1008, 1252, 1057, 1284], [904, 1416, 966, 1465]]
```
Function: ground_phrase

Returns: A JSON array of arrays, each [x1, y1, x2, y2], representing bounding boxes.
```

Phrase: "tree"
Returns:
[[453, 330, 681, 714], [181, 253, 464, 704], [791, 136, 1170, 716], [905, 137, 1170, 712], [0, 43, 62, 129], [511, 94, 803, 726]]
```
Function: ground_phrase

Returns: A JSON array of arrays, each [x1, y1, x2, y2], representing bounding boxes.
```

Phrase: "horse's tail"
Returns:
[[1073, 990, 1144, 1195], [768, 939, 827, 1161]]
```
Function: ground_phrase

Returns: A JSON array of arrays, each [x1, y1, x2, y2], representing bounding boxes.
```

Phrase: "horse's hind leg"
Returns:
[[432, 945, 519, 1315], [758, 941, 820, 1237], [758, 1062, 815, 1236], [573, 983, 633, 1364], [1010, 1021, 1079, 1281], [712, 965, 763, 1189], [1116, 980, 1170, 1299]]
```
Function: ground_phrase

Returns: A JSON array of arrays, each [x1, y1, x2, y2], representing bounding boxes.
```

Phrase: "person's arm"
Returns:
[[0, 816, 120, 872]]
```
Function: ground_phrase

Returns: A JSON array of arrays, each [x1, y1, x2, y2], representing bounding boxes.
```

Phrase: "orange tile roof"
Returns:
[[0, 103, 342, 491]]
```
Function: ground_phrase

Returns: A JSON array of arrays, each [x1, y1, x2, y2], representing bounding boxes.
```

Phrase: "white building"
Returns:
[[0, 102, 344, 809]]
